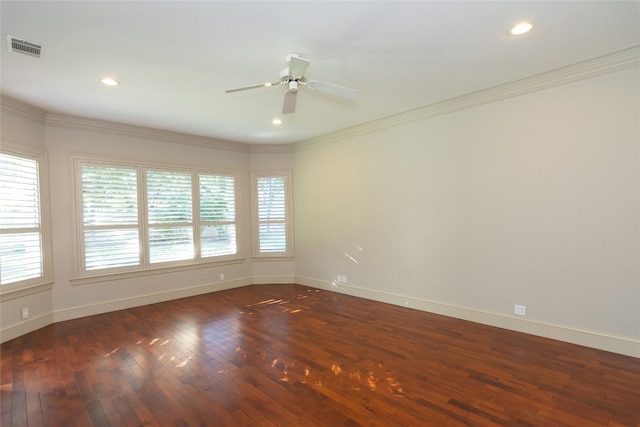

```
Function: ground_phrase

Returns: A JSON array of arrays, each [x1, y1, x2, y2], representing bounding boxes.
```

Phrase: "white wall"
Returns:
[[0, 98, 46, 149], [293, 66, 640, 357]]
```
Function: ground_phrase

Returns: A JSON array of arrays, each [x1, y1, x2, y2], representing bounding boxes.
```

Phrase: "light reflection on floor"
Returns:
[[245, 290, 403, 397], [105, 335, 194, 369], [232, 345, 404, 398], [104, 317, 203, 372], [231, 288, 405, 399], [102, 288, 404, 402]]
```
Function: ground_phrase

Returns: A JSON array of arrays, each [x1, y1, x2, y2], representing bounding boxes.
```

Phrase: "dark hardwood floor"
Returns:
[[1, 284, 639, 426]]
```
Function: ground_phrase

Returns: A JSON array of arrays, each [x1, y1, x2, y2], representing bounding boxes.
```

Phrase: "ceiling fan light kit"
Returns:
[[225, 53, 357, 114]]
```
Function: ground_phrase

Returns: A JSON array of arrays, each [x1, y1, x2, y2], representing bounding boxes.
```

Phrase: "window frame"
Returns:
[[73, 156, 242, 282], [250, 171, 294, 259], [78, 160, 142, 276], [0, 143, 53, 299], [145, 168, 195, 267], [198, 173, 238, 260]]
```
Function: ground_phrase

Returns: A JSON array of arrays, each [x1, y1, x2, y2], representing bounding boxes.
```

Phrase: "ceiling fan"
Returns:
[[225, 53, 357, 114]]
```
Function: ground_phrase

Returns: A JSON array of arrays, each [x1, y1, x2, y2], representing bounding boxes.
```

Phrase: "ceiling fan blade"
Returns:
[[282, 91, 297, 114], [288, 55, 311, 77], [305, 80, 358, 100], [225, 81, 281, 93]]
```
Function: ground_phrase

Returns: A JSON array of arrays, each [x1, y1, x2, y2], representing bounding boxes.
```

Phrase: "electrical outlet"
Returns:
[[219, 273, 225, 280], [21, 307, 29, 320], [514, 304, 526, 316]]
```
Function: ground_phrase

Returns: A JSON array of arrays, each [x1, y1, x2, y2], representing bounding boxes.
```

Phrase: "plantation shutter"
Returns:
[[146, 170, 194, 263], [256, 176, 287, 253], [199, 174, 237, 257], [0, 153, 43, 284], [76, 160, 242, 277], [81, 165, 140, 271]]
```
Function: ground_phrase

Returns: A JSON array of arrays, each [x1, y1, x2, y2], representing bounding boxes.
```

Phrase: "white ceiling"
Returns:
[[1, 1, 639, 145]]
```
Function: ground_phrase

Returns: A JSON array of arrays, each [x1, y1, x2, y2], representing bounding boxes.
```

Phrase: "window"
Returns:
[[75, 159, 240, 278], [81, 165, 140, 271], [146, 170, 193, 264], [199, 174, 237, 258], [0, 147, 52, 291], [251, 172, 294, 258]]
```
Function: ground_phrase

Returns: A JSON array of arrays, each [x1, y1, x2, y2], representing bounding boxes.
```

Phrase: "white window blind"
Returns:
[[76, 159, 240, 278], [0, 153, 43, 284], [253, 173, 293, 256], [81, 165, 140, 271], [199, 174, 236, 257], [146, 170, 194, 264]]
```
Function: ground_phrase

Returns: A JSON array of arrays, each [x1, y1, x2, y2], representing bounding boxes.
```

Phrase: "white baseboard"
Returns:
[[4, 276, 638, 359], [296, 276, 640, 358], [2, 276, 277, 343], [251, 275, 296, 285], [0, 311, 54, 343], [53, 277, 252, 323]]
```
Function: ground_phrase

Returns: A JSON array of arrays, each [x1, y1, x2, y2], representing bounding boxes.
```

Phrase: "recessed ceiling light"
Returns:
[[272, 118, 282, 125], [510, 22, 533, 35], [100, 77, 119, 86]]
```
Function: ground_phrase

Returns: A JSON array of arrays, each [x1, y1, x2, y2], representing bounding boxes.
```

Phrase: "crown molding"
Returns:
[[45, 113, 251, 153], [0, 94, 48, 124], [294, 45, 640, 152], [249, 143, 293, 154]]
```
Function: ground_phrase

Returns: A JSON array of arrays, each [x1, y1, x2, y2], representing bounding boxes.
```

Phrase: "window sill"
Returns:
[[71, 257, 245, 285], [0, 281, 54, 302], [252, 256, 295, 262]]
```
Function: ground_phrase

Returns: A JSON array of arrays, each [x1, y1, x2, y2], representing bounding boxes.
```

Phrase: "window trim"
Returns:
[[145, 168, 195, 267], [72, 155, 243, 282], [250, 171, 294, 260], [0, 142, 53, 299], [197, 172, 239, 260], [76, 161, 143, 276]]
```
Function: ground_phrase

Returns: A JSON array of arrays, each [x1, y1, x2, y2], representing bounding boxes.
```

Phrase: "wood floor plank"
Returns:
[[1, 284, 639, 426]]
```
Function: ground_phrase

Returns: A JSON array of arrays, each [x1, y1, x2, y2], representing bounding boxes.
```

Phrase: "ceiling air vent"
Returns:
[[7, 35, 43, 58]]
